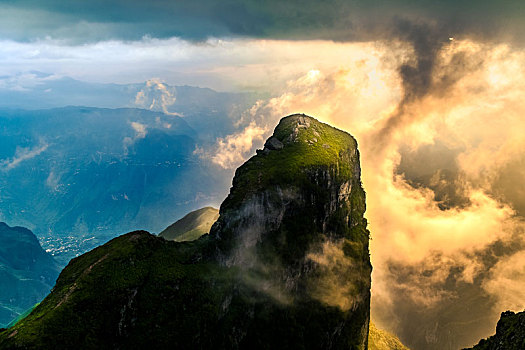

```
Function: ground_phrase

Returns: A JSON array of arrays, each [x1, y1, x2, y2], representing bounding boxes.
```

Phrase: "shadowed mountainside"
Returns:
[[0, 223, 59, 328], [161, 205, 409, 350]]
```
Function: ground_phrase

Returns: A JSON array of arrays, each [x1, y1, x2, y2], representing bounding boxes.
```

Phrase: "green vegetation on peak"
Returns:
[[0, 114, 371, 349], [159, 207, 219, 242], [223, 114, 360, 212], [213, 114, 368, 271]]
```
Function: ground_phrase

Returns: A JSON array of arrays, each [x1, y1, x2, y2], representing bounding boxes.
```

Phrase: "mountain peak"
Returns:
[[222, 114, 360, 212], [210, 112, 370, 315]]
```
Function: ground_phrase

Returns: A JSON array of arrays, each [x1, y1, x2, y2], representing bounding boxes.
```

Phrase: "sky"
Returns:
[[2, 1, 525, 348], [1, 0, 524, 91]]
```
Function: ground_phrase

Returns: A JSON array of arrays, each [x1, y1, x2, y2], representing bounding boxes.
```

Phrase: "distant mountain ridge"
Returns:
[[0, 106, 231, 265], [0, 76, 260, 142], [0, 75, 256, 111], [159, 207, 219, 241], [0, 78, 262, 266], [0, 222, 59, 328]]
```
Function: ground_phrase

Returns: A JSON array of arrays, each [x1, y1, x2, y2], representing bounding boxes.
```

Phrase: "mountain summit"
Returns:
[[0, 114, 371, 349]]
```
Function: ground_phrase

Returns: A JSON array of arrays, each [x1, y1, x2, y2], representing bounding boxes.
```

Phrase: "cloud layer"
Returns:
[[0, 38, 391, 91], [201, 35, 525, 349], [196, 121, 268, 169], [1, 0, 525, 44]]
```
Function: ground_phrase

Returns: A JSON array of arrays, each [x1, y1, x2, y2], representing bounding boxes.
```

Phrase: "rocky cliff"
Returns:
[[466, 310, 525, 350], [0, 114, 371, 349], [166, 206, 402, 349]]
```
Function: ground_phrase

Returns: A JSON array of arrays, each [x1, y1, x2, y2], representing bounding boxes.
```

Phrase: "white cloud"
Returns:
[[0, 71, 59, 91], [0, 37, 380, 92], [0, 142, 49, 171], [123, 121, 147, 155], [130, 121, 147, 138], [134, 79, 181, 116], [483, 245, 525, 312], [197, 121, 269, 169]]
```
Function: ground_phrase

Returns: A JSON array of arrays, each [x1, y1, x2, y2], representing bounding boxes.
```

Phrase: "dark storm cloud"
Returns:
[[369, 16, 486, 154], [394, 19, 450, 101], [1, 0, 524, 43]]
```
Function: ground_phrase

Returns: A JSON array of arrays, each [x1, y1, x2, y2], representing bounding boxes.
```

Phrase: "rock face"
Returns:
[[159, 207, 219, 242], [466, 310, 525, 350], [0, 114, 371, 349], [0, 223, 59, 328], [211, 114, 371, 341], [264, 136, 284, 151]]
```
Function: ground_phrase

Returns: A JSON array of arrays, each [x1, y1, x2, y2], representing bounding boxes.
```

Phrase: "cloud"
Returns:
[[363, 38, 525, 348], [483, 243, 525, 313], [0, 142, 49, 171], [123, 121, 147, 155], [0, 71, 59, 91], [0, 37, 395, 92], [306, 239, 369, 311], [130, 121, 147, 138], [1, 1, 525, 44], [46, 170, 61, 191], [134, 79, 181, 116], [197, 121, 269, 169]]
